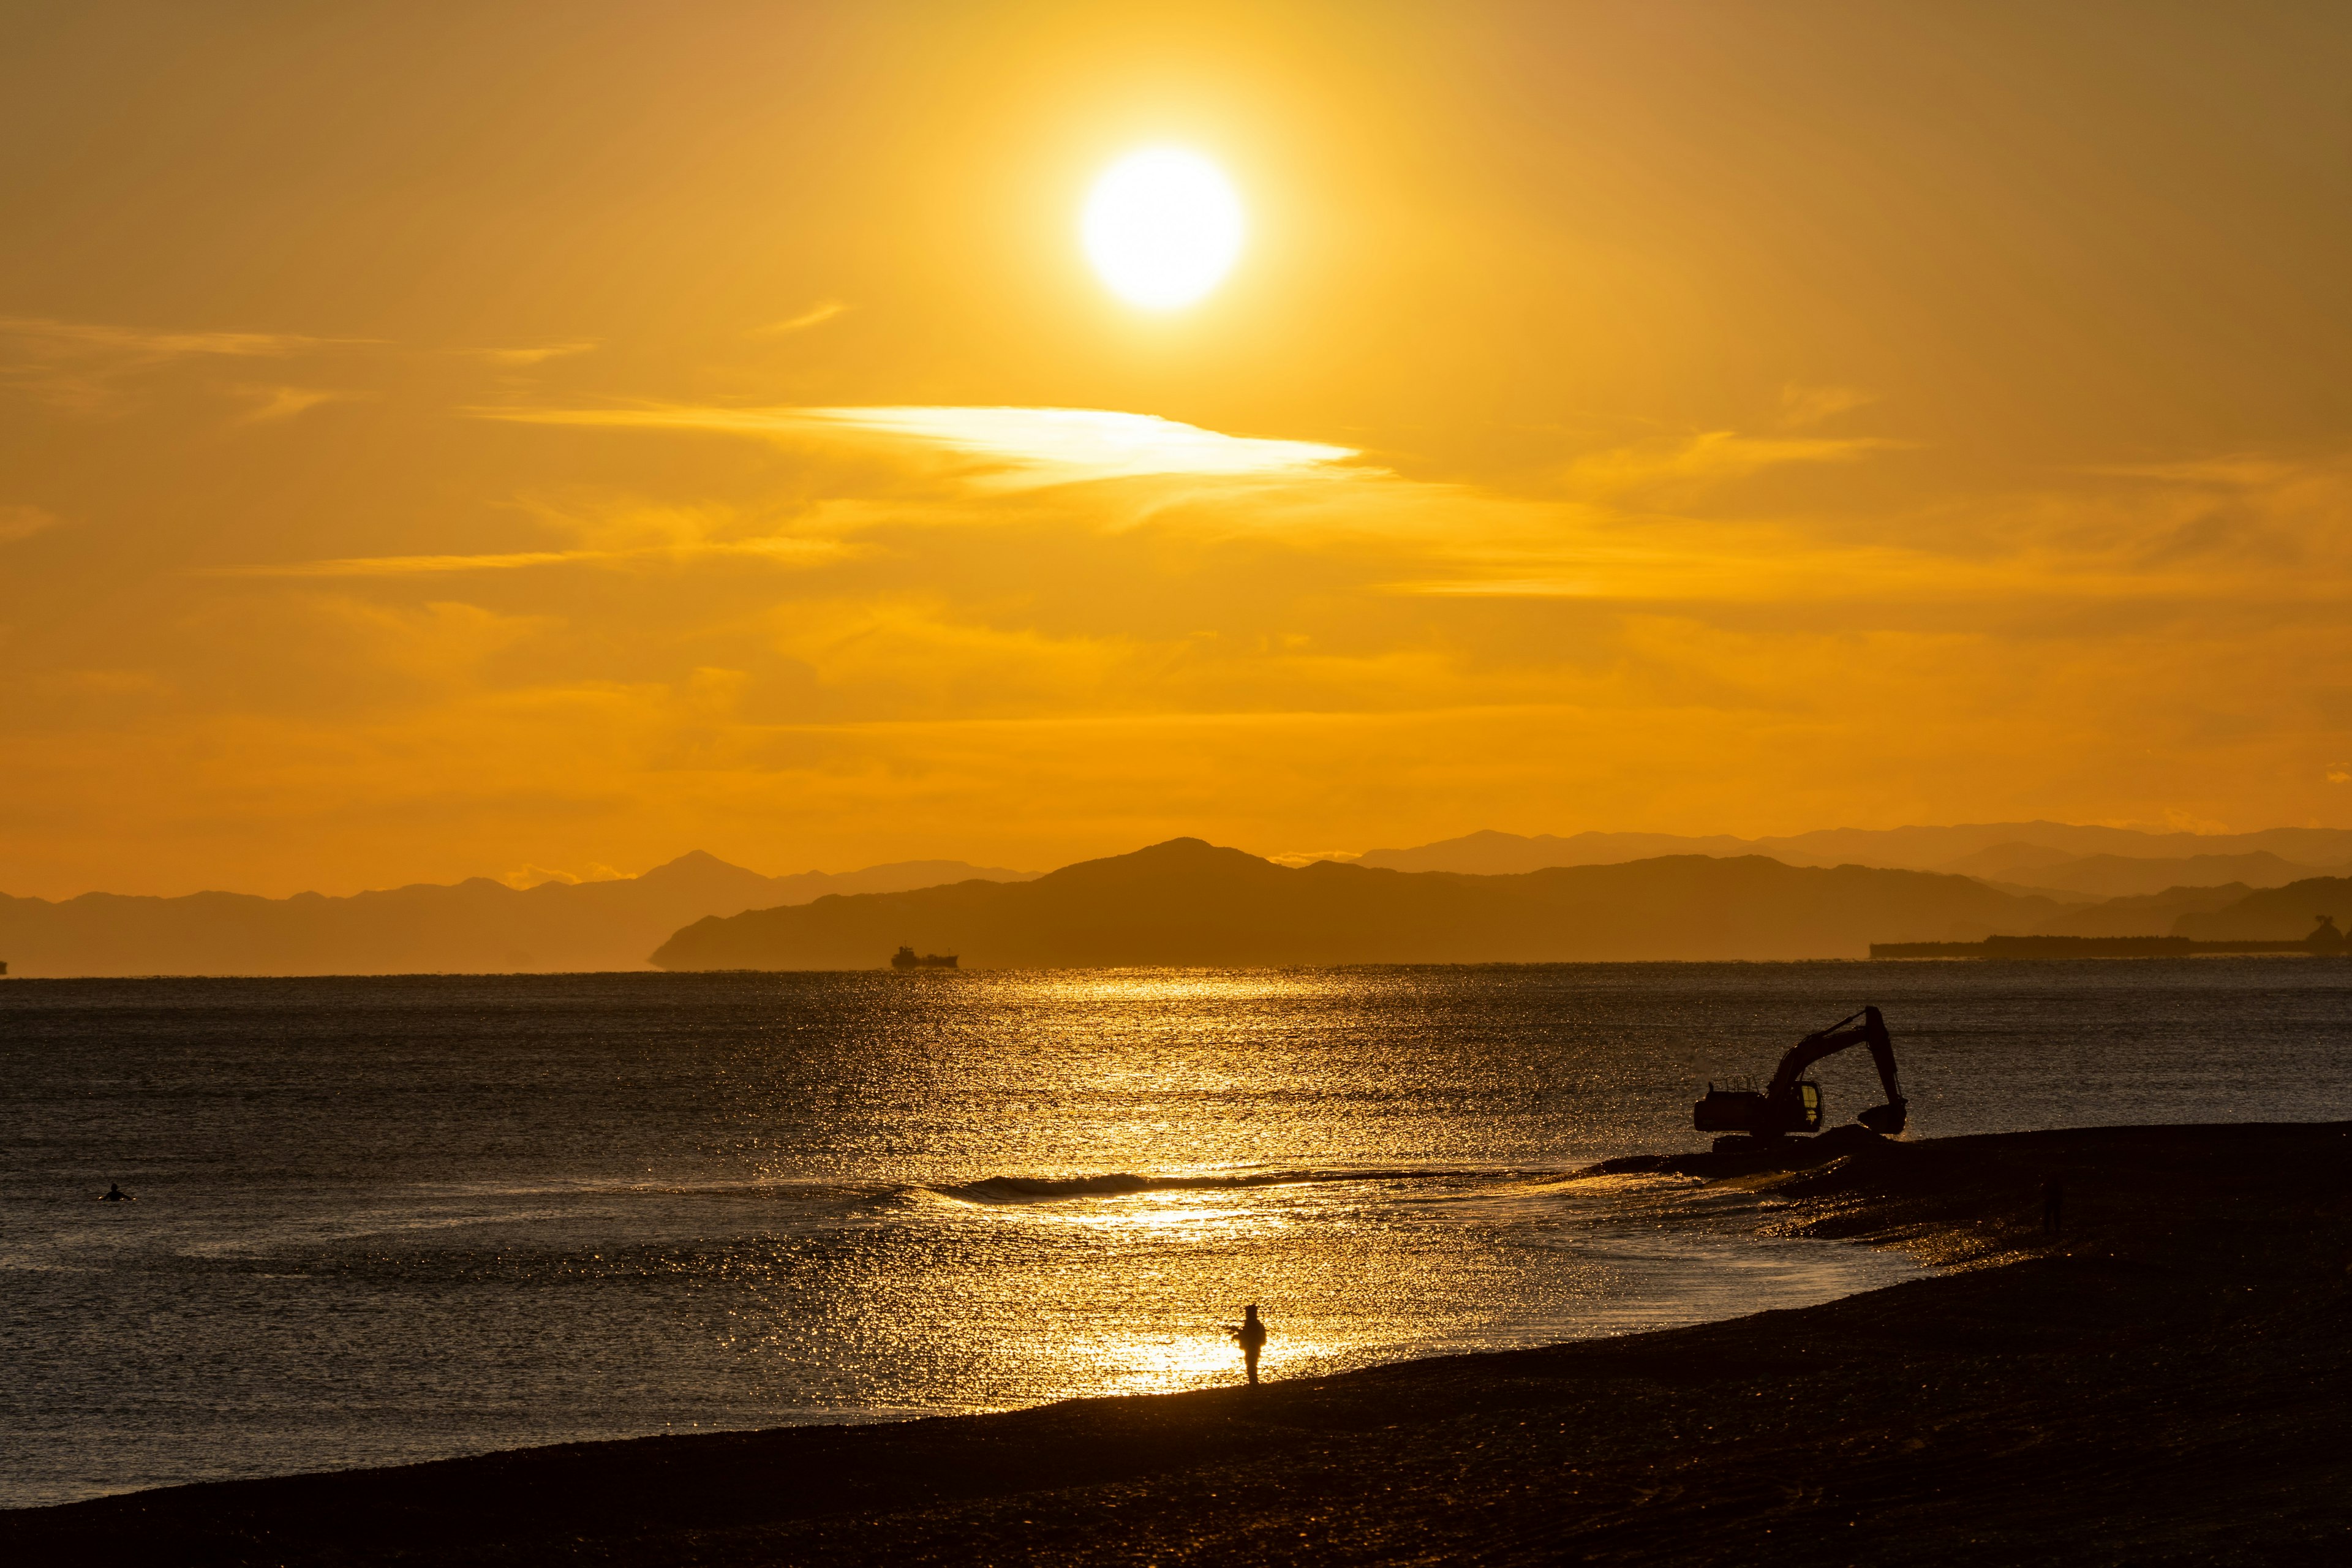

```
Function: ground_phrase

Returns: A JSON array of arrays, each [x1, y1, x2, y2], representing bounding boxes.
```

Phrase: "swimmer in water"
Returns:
[[100, 1183, 133, 1202], [1229, 1303, 1268, 1385]]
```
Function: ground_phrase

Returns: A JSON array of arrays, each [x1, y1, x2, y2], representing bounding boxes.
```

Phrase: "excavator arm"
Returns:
[[1768, 1006, 1905, 1131], [1693, 1005, 1908, 1140]]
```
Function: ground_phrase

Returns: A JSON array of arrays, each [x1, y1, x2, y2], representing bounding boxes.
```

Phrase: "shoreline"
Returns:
[[8, 1121, 2348, 1564], [6, 951, 2346, 981]]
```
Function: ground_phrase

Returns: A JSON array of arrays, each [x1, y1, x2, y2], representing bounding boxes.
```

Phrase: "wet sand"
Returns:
[[9, 1121, 2349, 1565]]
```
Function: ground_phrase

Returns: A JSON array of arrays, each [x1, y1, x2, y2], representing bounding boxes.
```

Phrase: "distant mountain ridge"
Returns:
[[1355, 824, 2352, 877], [15, 821, 2351, 976], [1342, 824, 2352, 946], [651, 838, 2067, 969], [0, 853, 1036, 977]]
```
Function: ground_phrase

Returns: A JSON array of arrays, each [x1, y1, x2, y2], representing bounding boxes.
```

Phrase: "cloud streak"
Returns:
[[236, 385, 374, 423], [1778, 383, 1879, 428], [0, 315, 382, 414], [470, 341, 599, 366], [199, 537, 850, 578], [467, 403, 1360, 486], [1564, 430, 1907, 499], [456, 399, 2352, 606], [755, 300, 851, 335], [0, 317, 357, 361], [0, 503, 62, 543]]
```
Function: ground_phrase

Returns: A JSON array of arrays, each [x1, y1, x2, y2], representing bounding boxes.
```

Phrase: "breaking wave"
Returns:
[[930, 1167, 1504, 1204]]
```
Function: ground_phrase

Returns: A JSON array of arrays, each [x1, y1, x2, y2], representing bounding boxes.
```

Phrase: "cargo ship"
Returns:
[[889, 945, 959, 970]]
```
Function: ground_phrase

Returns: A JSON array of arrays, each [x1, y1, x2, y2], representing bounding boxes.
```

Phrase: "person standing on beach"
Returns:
[[1230, 1303, 1268, 1385], [2043, 1175, 2064, 1237]]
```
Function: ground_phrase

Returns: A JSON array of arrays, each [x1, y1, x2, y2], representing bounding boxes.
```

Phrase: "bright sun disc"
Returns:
[[1080, 148, 1245, 310]]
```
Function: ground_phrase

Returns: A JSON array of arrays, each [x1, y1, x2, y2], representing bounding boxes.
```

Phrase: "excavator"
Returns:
[[1692, 1005, 1907, 1152]]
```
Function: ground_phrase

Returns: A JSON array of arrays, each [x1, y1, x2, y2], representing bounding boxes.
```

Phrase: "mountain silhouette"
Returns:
[[650, 837, 2065, 969], [1981, 851, 2346, 900], [1357, 823, 2352, 876], [0, 854, 1034, 977]]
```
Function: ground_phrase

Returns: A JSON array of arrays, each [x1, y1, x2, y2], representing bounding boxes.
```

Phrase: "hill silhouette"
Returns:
[[0, 853, 1033, 977], [650, 838, 2064, 968], [2169, 876, 2352, 941], [2029, 883, 2255, 938]]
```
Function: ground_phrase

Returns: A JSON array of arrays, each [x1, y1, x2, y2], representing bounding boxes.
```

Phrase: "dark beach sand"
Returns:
[[9, 1122, 2349, 1566]]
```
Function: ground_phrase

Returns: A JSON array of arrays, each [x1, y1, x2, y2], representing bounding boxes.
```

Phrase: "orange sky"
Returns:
[[4, 1, 2350, 898]]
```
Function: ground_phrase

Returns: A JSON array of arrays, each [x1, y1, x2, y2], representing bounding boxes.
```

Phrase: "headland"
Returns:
[[7, 1121, 2346, 1565]]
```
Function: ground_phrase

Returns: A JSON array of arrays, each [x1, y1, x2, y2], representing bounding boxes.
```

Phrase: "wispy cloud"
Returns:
[[458, 399, 2352, 609], [1374, 532, 1956, 603], [0, 316, 352, 361], [1566, 430, 1905, 498], [470, 341, 599, 366], [200, 537, 850, 578], [754, 300, 851, 336], [0, 503, 61, 542], [0, 315, 377, 413], [798, 407, 1358, 483], [236, 385, 374, 422], [1778, 383, 1879, 428], [469, 403, 1362, 486], [1384, 448, 2352, 604], [206, 550, 591, 578]]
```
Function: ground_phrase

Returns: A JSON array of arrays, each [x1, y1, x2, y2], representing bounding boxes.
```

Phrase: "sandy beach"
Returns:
[[8, 1121, 2347, 1566]]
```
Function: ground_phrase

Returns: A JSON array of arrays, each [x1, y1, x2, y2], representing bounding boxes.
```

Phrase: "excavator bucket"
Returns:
[[1856, 1098, 1908, 1136]]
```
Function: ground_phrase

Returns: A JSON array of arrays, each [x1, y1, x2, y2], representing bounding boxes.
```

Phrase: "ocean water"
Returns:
[[4, 959, 2350, 1509]]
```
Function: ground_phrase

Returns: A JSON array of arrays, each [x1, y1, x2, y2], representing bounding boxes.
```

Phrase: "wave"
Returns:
[[930, 1167, 1509, 1204]]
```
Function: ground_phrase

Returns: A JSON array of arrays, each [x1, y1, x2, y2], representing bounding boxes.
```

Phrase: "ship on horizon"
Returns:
[[889, 945, 959, 970]]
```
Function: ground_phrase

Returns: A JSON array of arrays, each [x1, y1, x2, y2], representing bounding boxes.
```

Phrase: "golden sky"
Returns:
[[4, 1, 2351, 897]]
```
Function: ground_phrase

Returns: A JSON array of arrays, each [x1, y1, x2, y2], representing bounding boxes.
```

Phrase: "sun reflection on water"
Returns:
[[18, 962, 2126, 1504], [1029, 1195, 1275, 1236], [647, 967, 1962, 1417]]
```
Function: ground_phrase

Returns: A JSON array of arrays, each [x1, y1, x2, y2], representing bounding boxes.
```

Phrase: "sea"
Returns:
[[5, 959, 2350, 1509]]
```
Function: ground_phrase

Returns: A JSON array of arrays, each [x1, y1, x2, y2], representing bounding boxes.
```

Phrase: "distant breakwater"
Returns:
[[1871, 933, 2345, 959]]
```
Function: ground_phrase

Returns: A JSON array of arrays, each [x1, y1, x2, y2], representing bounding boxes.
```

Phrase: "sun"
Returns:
[[1080, 148, 1246, 311]]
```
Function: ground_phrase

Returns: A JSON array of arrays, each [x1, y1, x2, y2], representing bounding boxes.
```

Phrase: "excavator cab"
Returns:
[[1692, 1079, 1822, 1139]]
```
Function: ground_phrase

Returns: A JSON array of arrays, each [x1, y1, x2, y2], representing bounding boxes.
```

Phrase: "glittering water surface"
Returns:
[[5, 960, 2350, 1507]]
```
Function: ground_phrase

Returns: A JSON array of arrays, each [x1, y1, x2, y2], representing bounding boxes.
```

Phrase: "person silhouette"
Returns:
[[100, 1183, 132, 1202], [1229, 1303, 1268, 1385]]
